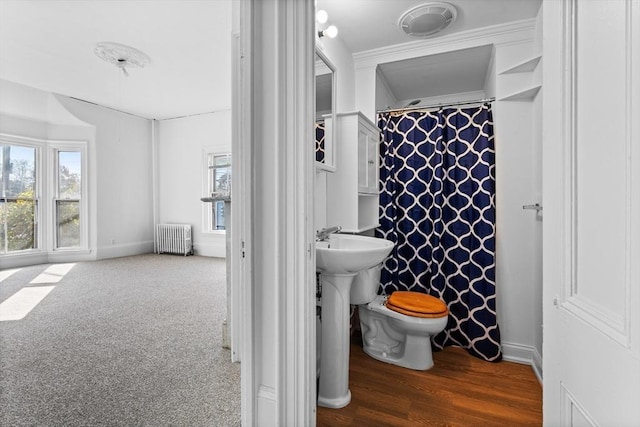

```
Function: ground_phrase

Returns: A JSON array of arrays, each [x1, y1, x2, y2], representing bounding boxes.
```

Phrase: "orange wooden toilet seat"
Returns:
[[385, 291, 448, 318]]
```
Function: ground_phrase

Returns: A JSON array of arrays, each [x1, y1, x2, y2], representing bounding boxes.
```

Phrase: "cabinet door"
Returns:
[[357, 127, 368, 191], [358, 124, 379, 194]]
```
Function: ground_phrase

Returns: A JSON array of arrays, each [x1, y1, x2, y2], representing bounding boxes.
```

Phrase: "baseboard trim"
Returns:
[[193, 242, 226, 258], [502, 341, 543, 384], [1, 249, 95, 269], [97, 241, 154, 260]]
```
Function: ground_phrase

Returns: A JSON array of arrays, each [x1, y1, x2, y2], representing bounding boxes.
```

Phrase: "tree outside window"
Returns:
[[0, 144, 37, 253]]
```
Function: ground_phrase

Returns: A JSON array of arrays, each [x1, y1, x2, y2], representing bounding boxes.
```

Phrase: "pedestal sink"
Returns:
[[316, 234, 393, 408]]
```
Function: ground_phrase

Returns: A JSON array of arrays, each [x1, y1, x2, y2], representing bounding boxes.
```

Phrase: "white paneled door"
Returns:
[[542, 0, 640, 425]]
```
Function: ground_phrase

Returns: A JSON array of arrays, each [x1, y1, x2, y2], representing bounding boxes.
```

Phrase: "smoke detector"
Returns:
[[398, 2, 458, 38]]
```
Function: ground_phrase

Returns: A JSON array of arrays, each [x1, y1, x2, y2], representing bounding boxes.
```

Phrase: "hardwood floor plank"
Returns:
[[317, 339, 542, 426]]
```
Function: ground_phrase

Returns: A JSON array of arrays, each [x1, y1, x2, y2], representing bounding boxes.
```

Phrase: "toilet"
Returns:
[[351, 264, 449, 370]]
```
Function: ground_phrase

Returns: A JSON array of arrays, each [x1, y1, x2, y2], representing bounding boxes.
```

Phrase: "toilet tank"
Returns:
[[350, 263, 382, 305]]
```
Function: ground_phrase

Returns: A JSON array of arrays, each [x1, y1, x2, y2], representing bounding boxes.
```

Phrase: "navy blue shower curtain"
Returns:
[[376, 104, 502, 362]]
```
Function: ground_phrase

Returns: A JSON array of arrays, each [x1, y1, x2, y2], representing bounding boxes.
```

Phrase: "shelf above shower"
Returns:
[[498, 55, 541, 75], [498, 85, 541, 102]]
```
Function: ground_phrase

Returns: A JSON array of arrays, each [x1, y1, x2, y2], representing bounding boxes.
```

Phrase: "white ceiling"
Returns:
[[318, 0, 541, 104], [316, 0, 541, 54], [0, 0, 541, 120], [0, 0, 232, 120]]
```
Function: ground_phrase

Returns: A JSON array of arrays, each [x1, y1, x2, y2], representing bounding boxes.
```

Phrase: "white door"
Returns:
[[542, 1, 640, 425]]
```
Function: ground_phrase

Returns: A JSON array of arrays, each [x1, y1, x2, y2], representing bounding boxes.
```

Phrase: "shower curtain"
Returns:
[[315, 121, 325, 163], [376, 103, 502, 362]]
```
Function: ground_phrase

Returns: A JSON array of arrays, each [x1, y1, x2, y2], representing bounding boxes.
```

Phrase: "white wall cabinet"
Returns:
[[357, 117, 379, 194], [327, 111, 380, 233]]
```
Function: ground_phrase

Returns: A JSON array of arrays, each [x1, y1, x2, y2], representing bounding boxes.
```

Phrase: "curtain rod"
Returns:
[[377, 97, 495, 114]]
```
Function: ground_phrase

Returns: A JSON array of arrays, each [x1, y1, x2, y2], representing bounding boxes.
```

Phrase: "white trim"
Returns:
[[237, 0, 255, 424], [151, 119, 159, 253], [629, 0, 640, 361], [0, 248, 95, 269], [230, 29, 243, 364], [192, 241, 225, 258], [48, 140, 88, 252], [0, 133, 89, 256], [239, 0, 315, 424], [560, 383, 599, 427], [96, 240, 154, 260], [558, 0, 630, 348], [353, 18, 536, 70], [202, 149, 231, 233], [501, 341, 542, 384]]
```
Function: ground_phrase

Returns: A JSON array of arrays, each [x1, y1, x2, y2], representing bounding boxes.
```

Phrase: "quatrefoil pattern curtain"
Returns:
[[376, 104, 502, 362]]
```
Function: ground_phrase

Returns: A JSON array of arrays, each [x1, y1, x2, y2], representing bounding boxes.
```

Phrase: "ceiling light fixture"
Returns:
[[94, 42, 150, 77], [319, 25, 338, 39], [316, 9, 338, 39], [398, 2, 457, 38], [316, 9, 328, 24]]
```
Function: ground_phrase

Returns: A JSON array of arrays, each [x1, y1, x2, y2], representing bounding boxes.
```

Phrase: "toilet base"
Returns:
[[361, 333, 435, 371], [358, 296, 447, 371]]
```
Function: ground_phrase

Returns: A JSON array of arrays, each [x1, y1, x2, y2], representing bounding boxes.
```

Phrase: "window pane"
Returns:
[[58, 151, 81, 199], [1, 144, 37, 252], [214, 154, 231, 167], [1, 145, 36, 197], [214, 165, 231, 194], [56, 200, 80, 248], [6, 199, 37, 251], [215, 201, 225, 230]]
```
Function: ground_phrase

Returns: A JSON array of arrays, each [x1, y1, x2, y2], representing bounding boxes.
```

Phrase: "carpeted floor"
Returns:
[[0, 254, 240, 426]]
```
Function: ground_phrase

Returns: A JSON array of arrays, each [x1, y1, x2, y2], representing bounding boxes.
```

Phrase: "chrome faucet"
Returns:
[[316, 225, 342, 241]]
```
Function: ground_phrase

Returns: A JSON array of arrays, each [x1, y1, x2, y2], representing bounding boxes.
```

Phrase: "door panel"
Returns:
[[543, 0, 640, 425]]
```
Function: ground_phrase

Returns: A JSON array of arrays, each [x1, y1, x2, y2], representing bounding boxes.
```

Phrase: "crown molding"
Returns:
[[353, 18, 536, 70]]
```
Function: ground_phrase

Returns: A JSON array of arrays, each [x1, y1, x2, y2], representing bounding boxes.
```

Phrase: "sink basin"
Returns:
[[316, 234, 393, 274]]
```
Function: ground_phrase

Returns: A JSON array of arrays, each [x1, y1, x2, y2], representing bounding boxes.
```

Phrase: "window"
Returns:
[[0, 144, 38, 253], [0, 135, 87, 257], [207, 153, 231, 231], [55, 150, 81, 248]]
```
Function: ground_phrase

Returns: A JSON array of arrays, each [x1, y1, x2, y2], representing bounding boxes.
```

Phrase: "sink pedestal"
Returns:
[[317, 271, 356, 408]]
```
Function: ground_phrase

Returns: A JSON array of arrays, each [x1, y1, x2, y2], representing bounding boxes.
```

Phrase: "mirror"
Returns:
[[315, 49, 336, 171]]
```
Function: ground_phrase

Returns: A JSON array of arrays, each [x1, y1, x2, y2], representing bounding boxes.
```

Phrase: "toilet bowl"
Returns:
[[351, 265, 448, 370]]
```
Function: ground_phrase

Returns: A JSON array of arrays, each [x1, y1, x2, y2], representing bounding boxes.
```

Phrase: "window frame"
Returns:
[[203, 150, 231, 234], [0, 133, 88, 257], [0, 135, 43, 254], [49, 142, 87, 251]]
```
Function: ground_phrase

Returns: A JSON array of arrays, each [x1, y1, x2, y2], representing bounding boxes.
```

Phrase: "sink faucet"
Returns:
[[316, 225, 342, 241]]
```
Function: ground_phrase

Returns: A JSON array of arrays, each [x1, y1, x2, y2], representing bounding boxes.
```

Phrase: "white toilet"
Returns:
[[351, 264, 449, 370]]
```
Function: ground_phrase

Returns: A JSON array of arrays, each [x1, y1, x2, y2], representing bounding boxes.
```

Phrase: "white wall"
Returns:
[[56, 96, 155, 259], [157, 111, 231, 257], [493, 28, 543, 374], [314, 36, 355, 232], [375, 67, 397, 111], [0, 79, 230, 266]]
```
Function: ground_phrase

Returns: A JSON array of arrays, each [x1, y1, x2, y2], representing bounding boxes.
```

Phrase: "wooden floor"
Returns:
[[317, 336, 542, 426]]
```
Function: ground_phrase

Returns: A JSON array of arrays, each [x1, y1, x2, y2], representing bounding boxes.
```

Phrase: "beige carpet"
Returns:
[[0, 254, 240, 426]]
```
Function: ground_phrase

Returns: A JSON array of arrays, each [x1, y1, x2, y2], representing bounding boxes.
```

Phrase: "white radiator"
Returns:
[[156, 224, 193, 256]]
